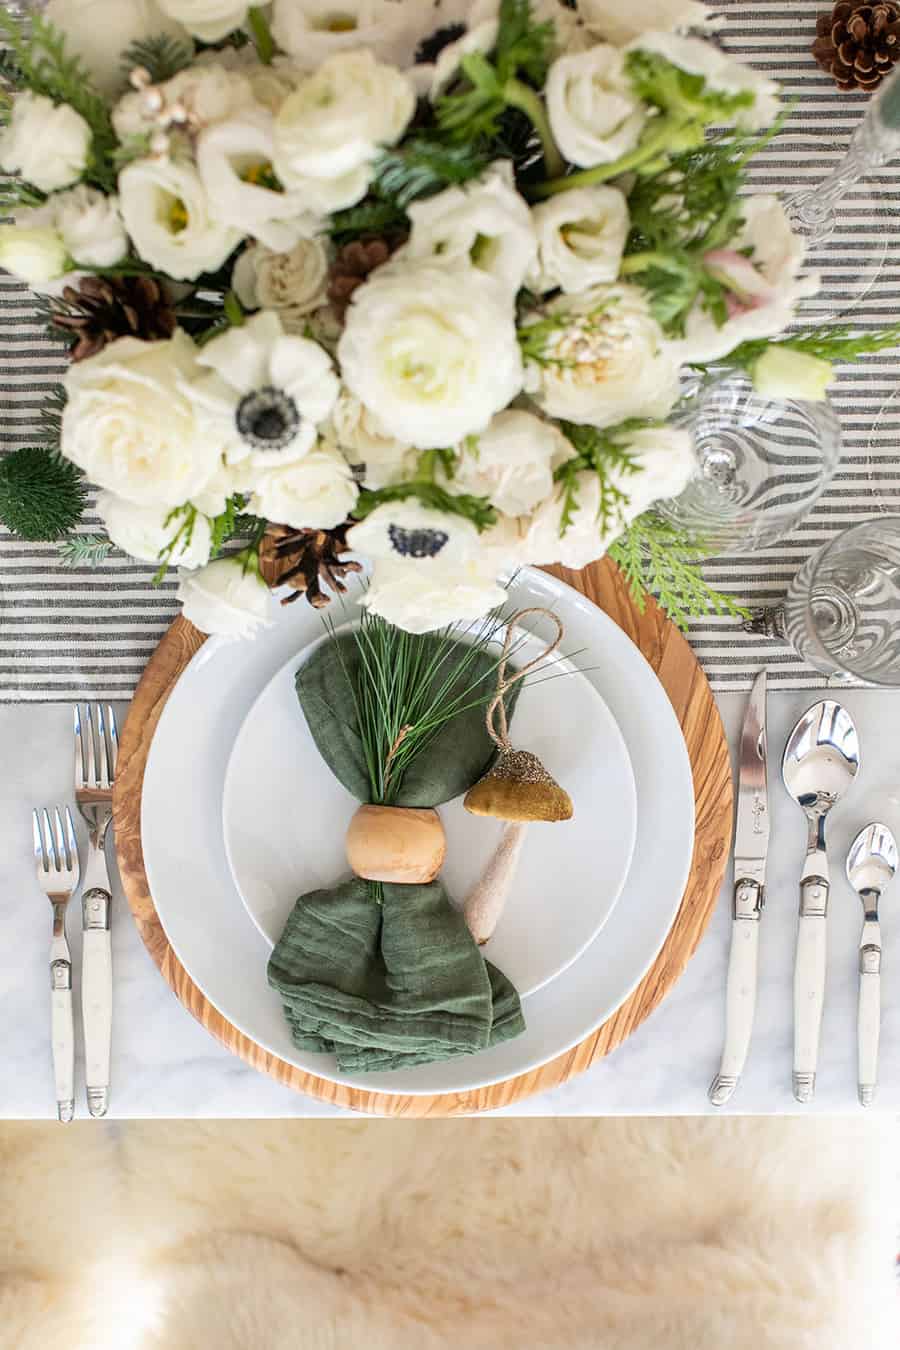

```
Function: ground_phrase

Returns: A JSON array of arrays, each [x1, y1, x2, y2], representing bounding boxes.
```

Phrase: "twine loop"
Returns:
[[485, 608, 564, 751]]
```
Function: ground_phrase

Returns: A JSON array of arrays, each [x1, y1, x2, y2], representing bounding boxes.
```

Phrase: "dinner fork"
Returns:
[[33, 807, 80, 1123], [74, 703, 117, 1118]]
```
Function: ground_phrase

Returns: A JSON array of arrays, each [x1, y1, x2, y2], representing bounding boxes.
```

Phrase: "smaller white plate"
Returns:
[[222, 628, 637, 998]]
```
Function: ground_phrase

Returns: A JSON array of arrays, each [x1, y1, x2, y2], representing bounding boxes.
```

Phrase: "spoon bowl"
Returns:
[[782, 701, 860, 813], [846, 823, 898, 901]]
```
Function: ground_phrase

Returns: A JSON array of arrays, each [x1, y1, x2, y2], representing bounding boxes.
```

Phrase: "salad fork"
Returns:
[[33, 806, 80, 1123], [74, 703, 117, 1117]]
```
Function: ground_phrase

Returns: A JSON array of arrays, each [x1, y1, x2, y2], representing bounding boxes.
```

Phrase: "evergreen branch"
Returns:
[[354, 482, 497, 532], [703, 323, 900, 373], [372, 138, 491, 209], [57, 533, 113, 567], [38, 384, 67, 453], [0, 178, 46, 212], [609, 512, 748, 632], [327, 198, 409, 245], [120, 32, 193, 83], [554, 420, 645, 537]]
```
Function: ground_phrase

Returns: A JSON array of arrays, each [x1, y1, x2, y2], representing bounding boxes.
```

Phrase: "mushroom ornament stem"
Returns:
[[464, 821, 529, 947]]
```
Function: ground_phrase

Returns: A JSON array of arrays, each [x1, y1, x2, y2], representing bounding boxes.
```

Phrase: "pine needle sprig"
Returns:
[[37, 384, 67, 453], [120, 33, 194, 83], [609, 512, 748, 632], [372, 138, 492, 208], [57, 533, 113, 567]]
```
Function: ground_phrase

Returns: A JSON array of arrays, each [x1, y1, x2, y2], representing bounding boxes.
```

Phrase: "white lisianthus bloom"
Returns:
[[272, 50, 415, 213], [578, 0, 723, 45], [448, 411, 573, 518], [668, 197, 820, 366], [118, 158, 242, 281], [190, 310, 339, 469], [271, 0, 418, 70], [521, 425, 694, 568], [338, 262, 523, 449], [361, 558, 507, 634], [156, 0, 248, 41], [53, 187, 128, 268], [522, 283, 679, 427], [751, 347, 833, 403], [546, 46, 646, 167], [248, 442, 359, 529], [61, 332, 222, 508], [0, 221, 71, 291], [529, 186, 629, 294], [326, 390, 416, 488], [97, 491, 213, 568], [348, 499, 479, 566], [112, 62, 253, 141], [628, 32, 780, 130], [231, 238, 329, 327], [177, 556, 274, 639], [399, 162, 537, 298], [44, 0, 190, 97], [0, 92, 91, 192]]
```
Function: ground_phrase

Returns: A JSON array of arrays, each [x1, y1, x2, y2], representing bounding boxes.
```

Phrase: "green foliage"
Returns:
[[373, 138, 492, 209], [328, 198, 409, 244], [0, 446, 86, 540], [57, 533, 113, 567], [0, 177, 46, 212], [704, 323, 900, 373], [354, 482, 497, 532], [554, 421, 645, 537], [609, 512, 748, 632], [247, 6, 275, 64], [120, 32, 193, 83]]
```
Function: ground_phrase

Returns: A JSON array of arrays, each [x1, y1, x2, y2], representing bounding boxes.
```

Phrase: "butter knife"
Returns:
[[709, 669, 769, 1106]]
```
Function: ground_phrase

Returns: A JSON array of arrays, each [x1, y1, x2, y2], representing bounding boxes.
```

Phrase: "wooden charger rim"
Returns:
[[112, 559, 733, 1116]]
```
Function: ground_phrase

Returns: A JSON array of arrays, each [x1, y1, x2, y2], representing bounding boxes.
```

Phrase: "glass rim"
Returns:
[[803, 514, 900, 687]]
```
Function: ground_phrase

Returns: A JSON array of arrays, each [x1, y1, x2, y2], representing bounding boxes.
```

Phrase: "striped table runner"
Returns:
[[2, 0, 900, 700]]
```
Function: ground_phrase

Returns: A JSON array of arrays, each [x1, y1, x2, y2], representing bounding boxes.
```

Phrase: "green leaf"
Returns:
[[120, 32, 193, 83], [57, 533, 113, 567], [372, 138, 492, 209], [704, 323, 900, 373], [553, 420, 647, 537], [247, 5, 274, 64], [624, 49, 755, 126], [327, 198, 409, 244], [354, 482, 497, 532]]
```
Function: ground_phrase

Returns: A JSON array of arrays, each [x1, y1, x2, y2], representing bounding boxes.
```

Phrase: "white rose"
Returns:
[[628, 32, 780, 130], [248, 443, 358, 529], [529, 186, 629, 295], [668, 196, 820, 366], [448, 411, 572, 518], [272, 51, 415, 213], [398, 161, 537, 298], [546, 46, 646, 168], [156, 0, 248, 41], [231, 238, 329, 327], [578, 0, 723, 45], [0, 221, 71, 290], [118, 158, 242, 281], [61, 332, 222, 508], [97, 491, 213, 568], [326, 390, 415, 488], [522, 283, 679, 427], [53, 186, 128, 268], [361, 558, 507, 634], [271, 0, 417, 70], [44, 0, 190, 97], [177, 556, 274, 639], [189, 457, 253, 516], [191, 310, 339, 468], [338, 262, 523, 449], [112, 62, 253, 141], [0, 92, 91, 192]]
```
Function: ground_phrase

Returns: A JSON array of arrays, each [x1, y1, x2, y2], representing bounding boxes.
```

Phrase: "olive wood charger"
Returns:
[[113, 559, 732, 1116]]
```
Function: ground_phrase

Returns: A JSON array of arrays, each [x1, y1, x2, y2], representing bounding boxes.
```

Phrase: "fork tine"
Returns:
[[64, 807, 78, 876], [53, 808, 67, 872], [74, 705, 85, 791], [32, 809, 46, 871], [42, 808, 57, 871], [107, 705, 118, 780], [96, 703, 110, 791], [85, 704, 97, 789]]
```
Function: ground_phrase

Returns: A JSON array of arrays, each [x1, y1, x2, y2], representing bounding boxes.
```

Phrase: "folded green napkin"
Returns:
[[267, 632, 525, 1073]]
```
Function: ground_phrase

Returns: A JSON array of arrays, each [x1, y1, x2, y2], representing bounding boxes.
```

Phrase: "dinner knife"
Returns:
[[709, 669, 768, 1106]]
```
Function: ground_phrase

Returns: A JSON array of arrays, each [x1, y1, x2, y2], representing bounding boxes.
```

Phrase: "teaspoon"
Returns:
[[845, 823, 896, 1107]]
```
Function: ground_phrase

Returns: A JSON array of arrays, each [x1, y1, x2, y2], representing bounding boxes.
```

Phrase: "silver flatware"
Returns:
[[845, 822, 896, 1107], [709, 669, 769, 1107], [33, 806, 80, 1123], [74, 703, 117, 1119], [782, 701, 860, 1103]]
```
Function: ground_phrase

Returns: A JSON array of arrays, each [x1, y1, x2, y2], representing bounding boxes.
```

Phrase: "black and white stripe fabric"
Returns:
[[1, 0, 898, 699]]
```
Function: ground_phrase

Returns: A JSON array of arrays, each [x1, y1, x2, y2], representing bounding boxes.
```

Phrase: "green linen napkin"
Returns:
[[267, 632, 525, 1073]]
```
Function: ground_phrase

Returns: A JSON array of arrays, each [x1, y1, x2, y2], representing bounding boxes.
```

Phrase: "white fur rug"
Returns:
[[0, 1118, 895, 1349]]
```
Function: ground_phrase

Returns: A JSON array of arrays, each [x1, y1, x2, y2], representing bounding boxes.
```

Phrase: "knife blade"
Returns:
[[709, 669, 768, 1106]]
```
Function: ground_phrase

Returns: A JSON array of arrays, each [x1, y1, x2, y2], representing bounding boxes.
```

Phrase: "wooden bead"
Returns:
[[345, 805, 446, 884]]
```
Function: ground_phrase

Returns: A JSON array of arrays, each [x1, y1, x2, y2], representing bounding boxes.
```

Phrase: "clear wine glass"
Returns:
[[656, 371, 842, 557]]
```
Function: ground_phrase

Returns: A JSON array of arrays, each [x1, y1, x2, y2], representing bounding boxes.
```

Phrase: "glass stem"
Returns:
[[787, 115, 896, 242]]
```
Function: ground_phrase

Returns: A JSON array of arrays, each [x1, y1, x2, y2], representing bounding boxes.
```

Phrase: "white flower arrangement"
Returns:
[[2, 0, 893, 639]]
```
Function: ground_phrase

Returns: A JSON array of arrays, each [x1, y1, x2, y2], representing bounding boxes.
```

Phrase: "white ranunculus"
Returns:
[[521, 425, 694, 568], [156, 0, 248, 41], [327, 390, 416, 488], [398, 161, 537, 298], [271, 0, 417, 69], [118, 158, 242, 281], [272, 50, 415, 213], [628, 31, 780, 130], [53, 186, 128, 268], [522, 282, 679, 427], [578, 0, 723, 45], [44, 0, 191, 97], [668, 196, 820, 366], [0, 92, 91, 193], [232, 238, 329, 328], [61, 332, 222, 508], [348, 499, 480, 566], [248, 443, 359, 529], [191, 310, 339, 469], [546, 46, 646, 168], [448, 410, 573, 518], [112, 62, 253, 140], [0, 221, 71, 290], [361, 558, 507, 634], [529, 186, 629, 294], [338, 262, 523, 449], [177, 556, 274, 639], [97, 491, 213, 568]]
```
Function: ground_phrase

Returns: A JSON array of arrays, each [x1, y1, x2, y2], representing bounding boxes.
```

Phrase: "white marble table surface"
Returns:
[[1, 689, 899, 1119]]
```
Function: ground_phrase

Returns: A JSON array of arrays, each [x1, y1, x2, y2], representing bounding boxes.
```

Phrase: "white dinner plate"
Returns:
[[141, 568, 695, 1097], [222, 625, 637, 998]]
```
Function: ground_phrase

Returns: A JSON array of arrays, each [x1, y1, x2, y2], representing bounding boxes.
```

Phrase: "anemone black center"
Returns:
[[414, 22, 467, 65], [236, 386, 301, 451], [388, 524, 449, 559]]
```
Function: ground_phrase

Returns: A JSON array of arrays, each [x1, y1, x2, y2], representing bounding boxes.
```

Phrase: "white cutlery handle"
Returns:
[[857, 919, 881, 1107], [50, 952, 74, 1123], [709, 881, 762, 1106], [793, 872, 829, 1102], [82, 888, 112, 1118]]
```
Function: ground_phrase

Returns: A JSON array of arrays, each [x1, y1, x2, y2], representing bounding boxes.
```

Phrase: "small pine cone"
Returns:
[[259, 522, 363, 610], [327, 236, 399, 318], [51, 275, 177, 361], [813, 1, 900, 91]]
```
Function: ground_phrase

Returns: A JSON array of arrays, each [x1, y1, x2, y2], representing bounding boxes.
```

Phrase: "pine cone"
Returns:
[[813, 1, 900, 90], [259, 522, 363, 610], [51, 275, 177, 361], [327, 236, 398, 318]]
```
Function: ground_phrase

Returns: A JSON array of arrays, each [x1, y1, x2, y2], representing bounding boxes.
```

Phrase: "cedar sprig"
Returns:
[[58, 533, 113, 567], [609, 512, 748, 632], [553, 421, 645, 537], [702, 323, 900, 373]]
